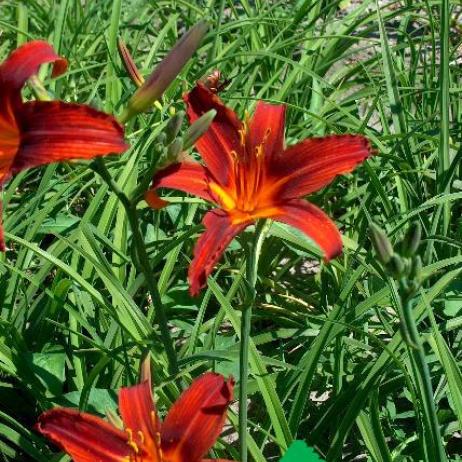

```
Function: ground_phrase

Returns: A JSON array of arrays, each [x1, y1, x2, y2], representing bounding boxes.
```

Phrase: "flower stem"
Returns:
[[399, 291, 447, 461], [239, 220, 267, 462], [92, 158, 179, 375]]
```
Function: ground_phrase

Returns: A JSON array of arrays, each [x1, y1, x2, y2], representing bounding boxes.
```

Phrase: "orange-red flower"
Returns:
[[145, 83, 373, 295], [37, 372, 235, 462], [0, 41, 128, 250]]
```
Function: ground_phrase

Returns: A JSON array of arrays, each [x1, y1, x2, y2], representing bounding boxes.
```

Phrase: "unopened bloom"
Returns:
[[146, 82, 372, 295], [122, 21, 208, 121], [37, 372, 235, 462], [0, 41, 128, 250]]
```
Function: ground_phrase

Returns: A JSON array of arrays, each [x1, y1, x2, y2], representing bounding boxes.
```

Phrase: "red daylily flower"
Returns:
[[37, 372, 236, 462], [145, 83, 373, 295], [0, 41, 128, 250]]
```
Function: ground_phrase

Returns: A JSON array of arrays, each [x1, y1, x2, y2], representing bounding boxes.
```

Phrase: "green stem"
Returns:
[[93, 158, 179, 375], [239, 220, 267, 462], [401, 294, 447, 462]]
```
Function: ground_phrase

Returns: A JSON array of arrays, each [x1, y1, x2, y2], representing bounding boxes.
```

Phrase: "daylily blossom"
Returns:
[[37, 372, 235, 462], [145, 82, 372, 295], [0, 41, 128, 250]]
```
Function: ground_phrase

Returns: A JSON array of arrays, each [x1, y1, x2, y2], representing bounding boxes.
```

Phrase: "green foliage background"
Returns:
[[0, 0, 462, 460]]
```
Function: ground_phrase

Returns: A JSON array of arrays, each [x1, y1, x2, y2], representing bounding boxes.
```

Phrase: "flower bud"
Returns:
[[388, 254, 405, 277], [139, 353, 152, 389], [122, 21, 208, 121], [369, 223, 394, 265], [118, 39, 145, 88], [409, 255, 422, 282], [401, 221, 421, 257], [183, 109, 216, 149], [167, 138, 183, 159], [165, 111, 184, 145]]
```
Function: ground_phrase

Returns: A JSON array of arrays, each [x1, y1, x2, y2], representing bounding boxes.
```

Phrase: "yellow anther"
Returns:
[[238, 128, 246, 147], [137, 431, 145, 444], [262, 128, 272, 143], [126, 428, 139, 454], [255, 144, 264, 158], [209, 183, 236, 210]]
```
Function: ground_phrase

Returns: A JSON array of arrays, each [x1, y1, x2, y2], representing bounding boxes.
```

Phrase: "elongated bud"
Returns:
[[410, 255, 422, 282], [122, 21, 208, 121], [165, 111, 184, 145], [139, 353, 152, 389], [183, 109, 216, 149], [118, 38, 145, 88], [388, 254, 404, 277], [369, 223, 394, 265], [401, 221, 421, 257], [157, 133, 167, 147], [167, 138, 183, 159]]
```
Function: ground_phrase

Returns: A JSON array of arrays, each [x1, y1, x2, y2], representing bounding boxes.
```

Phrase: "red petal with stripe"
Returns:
[[148, 161, 217, 206], [119, 380, 162, 461], [11, 101, 128, 173], [188, 209, 249, 296], [268, 199, 343, 260], [272, 135, 372, 198], [0, 41, 66, 182], [0, 40, 67, 107], [36, 408, 134, 462], [248, 102, 286, 165], [161, 373, 234, 462], [184, 83, 243, 187]]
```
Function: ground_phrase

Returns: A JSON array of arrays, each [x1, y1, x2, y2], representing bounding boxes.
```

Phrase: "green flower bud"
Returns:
[[165, 111, 185, 145], [369, 223, 394, 265], [117, 38, 145, 88], [167, 138, 183, 160], [410, 255, 422, 282], [121, 21, 208, 121], [388, 254, 405, 277], [183, 109, 216, 149], [401, 221, 422, 257], [157, 133, 167, 147]]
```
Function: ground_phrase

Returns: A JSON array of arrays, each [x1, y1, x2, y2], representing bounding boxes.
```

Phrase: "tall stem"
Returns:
[[239, 220, 267, 462], [401, 294, 447, 462], [93, 158, 179, 375]]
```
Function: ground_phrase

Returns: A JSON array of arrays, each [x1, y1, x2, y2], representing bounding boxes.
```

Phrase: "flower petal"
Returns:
[[249, 101, 286, 164], [36, 408, 133, 462], [146, 161, 217, 209], [269, 199, 342, 260], [272, 135, 372, 198], [188, 209, 249, 296], [184, 82, 243, 187], [119, 380, 161, 460], [0, 40, 67, 97], [11, 101, 128, 173], [162, 373, 235, 462], [0, 41, 65, 182]]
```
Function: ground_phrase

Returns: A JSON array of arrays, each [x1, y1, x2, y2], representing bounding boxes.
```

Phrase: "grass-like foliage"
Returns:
[[1, 0, 462, 461]]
